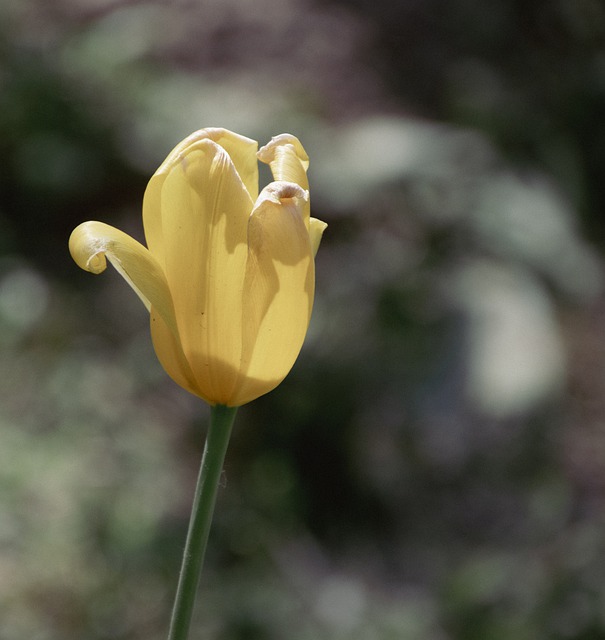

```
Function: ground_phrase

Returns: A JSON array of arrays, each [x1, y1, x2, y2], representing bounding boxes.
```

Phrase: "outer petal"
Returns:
[[150, 308, 213, 403], [144, 129, 258, 264], [68, 221, 177, 334], [230, 181, 314, 406], [258, 134, 310, 226], [155, 138, 254, 403]]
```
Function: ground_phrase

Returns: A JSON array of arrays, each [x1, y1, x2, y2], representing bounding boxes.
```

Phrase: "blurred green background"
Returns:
[[1, 0, 605, 638]]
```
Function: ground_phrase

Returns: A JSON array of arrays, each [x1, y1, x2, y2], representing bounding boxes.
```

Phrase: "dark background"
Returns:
[[1, 0, 605, 638]]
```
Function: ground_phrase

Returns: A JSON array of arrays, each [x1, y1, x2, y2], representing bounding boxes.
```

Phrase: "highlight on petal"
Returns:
[[232, 181, 314, 406], [68, 221, 177, 334]]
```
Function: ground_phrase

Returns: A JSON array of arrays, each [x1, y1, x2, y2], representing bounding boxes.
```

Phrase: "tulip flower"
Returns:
[[69, 128, 326, 640], [69, 128, 326, 406]]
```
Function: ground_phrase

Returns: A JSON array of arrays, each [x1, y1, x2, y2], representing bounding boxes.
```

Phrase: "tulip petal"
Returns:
[[257, 134, 309, 186], [143, 129, 258, 263], [155, 138, 254, 402], [309, 217, 328, 257], [201, 128, 259, 200], [69, 221, 177, 334], [258, 134, 311, 225], [231, 181, 314, 406], [150, 307, 212, 403]]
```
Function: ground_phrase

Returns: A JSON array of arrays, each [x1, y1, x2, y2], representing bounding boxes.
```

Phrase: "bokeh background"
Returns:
[[1, 0, 605, 638]]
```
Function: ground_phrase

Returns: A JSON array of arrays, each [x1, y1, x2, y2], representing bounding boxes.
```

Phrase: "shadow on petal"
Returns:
[[151, 307, 284, 406]]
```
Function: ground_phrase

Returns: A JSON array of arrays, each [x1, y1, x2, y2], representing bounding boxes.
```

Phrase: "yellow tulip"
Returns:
[[69, 128, 326, 406]]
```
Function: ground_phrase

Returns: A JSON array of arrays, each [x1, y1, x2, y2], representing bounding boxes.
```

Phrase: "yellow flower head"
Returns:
[[69, 129, 326, 406]]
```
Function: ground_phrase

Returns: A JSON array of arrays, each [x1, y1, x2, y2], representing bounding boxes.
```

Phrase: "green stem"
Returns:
[[167, 404, 238, 640]]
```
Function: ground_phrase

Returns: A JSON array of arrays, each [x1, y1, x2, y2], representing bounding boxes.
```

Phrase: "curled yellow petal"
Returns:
[[68, 221, 177, 334], [258, 134, 310, 225], [257, 134, 309, 182]]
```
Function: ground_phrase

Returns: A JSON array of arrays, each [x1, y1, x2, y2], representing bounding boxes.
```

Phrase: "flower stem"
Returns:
[[167, 404, 238, 640]]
